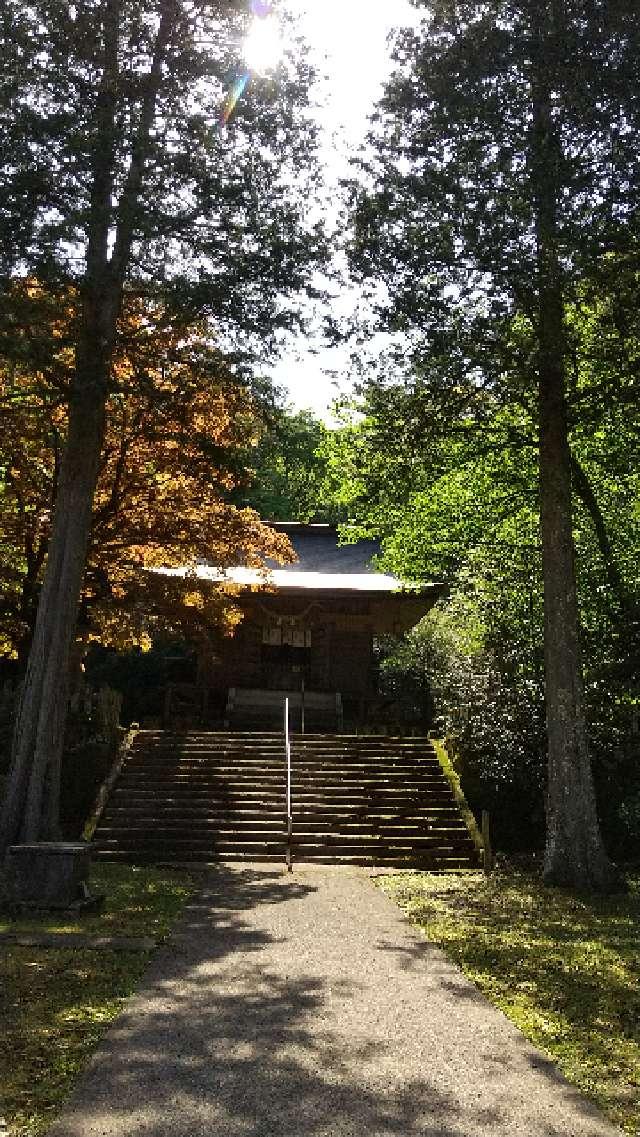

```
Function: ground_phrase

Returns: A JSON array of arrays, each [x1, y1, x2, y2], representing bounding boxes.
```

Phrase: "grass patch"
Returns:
[[378, 868, 640, 1135], [0, 863, 197, 1137], [0, 862, 196, 939]]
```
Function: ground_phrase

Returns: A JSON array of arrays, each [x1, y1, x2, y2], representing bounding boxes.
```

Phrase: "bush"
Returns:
[[60, 740, 114, 838]]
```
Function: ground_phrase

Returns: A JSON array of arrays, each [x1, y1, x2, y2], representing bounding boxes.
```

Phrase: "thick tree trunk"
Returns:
[[0, 0, 176, 854], [531, 48, 621, 891], [0, 0, 121, 853], [0, 349, 110, 849], [538, 335, 620, 890]]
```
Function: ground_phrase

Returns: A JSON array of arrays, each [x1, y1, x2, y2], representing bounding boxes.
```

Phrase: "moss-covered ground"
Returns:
[[379, 868, 640, 1135], [0, 863, 196, 1137]]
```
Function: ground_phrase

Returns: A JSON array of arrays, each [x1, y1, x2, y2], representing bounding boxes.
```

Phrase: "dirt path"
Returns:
[[47, 865, 621, 1137]]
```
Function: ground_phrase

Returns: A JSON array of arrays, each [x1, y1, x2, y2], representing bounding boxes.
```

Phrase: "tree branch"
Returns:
[[569, 451, 635, 614]]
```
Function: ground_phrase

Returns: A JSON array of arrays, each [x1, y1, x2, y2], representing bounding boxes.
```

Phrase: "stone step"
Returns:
[[104, 804, 464, 821], [108, 799, 458, 817], [101, 805, 467, 826], [100, 819, 287, 833], [129, 749, 439, 762], [94, 730, 477, 869], [289, 853, 476, 867], [108, 791, 458, 809], [124, 755, 442, 768], [97, 822, 471, 843], [118, 772, 450, 787], [132, 735, 437, 744], [115, 784, 451, 799], [128, 758, 440, 771], [129, 753, 439, 767], [95, 821, 475, 844], [114, 775, 452, 790], [92, 848, 477, 870], [121, 766, 446, 781], [93, 835, 475, 856], [94, 839, 287, 855], [103, 830, 467, 848], [131, 745, 441, 754], [132, 734, 437, 743], [132, 732, 436, 744]]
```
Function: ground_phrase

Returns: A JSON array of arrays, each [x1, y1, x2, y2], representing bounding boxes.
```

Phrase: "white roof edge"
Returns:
[[151, 565, 432, 594]]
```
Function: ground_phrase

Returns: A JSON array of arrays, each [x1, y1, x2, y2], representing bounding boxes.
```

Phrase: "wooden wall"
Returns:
[[204, 589, 437, 696]]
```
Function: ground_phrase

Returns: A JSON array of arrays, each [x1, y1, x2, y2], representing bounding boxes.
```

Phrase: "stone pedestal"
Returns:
[[4, 842, 94, 910]]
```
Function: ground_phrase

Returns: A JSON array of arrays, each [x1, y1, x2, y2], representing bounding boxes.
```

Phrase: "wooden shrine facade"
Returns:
[[164, 523, 443, 730], [206, 588, 437, 699]]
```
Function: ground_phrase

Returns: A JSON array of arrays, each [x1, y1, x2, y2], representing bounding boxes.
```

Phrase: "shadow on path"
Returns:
[[47, 866, 620, 1137]]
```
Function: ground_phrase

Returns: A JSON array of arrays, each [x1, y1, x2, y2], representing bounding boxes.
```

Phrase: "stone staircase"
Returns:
[[93, 731, 481, 870]]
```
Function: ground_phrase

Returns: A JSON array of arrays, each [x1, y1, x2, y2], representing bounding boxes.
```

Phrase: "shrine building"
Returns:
[[162, 522, 443, 731]]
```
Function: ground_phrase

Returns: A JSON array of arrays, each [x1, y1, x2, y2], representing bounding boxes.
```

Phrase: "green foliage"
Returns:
[[351, 2, 640, 332], [0, 1, 326, 346], [325, 267, 640, 857], [338, 1, 640, 878], [242, 406, 336, 521], [380, 581, 547, 849], [380, 870, 640, 1135], [331, 347, 640, 849], [0, 0, 329, 850]]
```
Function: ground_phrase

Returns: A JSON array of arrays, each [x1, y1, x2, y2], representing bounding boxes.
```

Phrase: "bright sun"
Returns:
[[243, 15, 283, 74]]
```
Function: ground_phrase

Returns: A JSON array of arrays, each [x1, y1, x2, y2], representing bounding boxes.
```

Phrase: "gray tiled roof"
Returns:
[[268, 523, 381, 575]]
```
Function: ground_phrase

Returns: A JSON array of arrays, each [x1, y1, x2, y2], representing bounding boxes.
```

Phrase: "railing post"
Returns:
[[285, 697, 293, 872]]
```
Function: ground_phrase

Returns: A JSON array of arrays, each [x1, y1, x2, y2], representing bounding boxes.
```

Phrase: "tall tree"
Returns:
[[326, 346, 640, 861], [0, 0, 324, 849], [349, 0, 640, 889]]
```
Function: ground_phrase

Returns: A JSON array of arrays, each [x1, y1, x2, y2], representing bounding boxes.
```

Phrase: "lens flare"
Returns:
[[220, 2, 279, 128], [220, 71, 251, 127]]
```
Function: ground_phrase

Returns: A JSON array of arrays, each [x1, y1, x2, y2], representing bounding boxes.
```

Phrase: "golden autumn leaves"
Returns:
[[0, 282, 292, 658]]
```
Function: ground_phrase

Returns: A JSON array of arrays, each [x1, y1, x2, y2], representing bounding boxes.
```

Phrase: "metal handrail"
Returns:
[[284, 696, 293, 872]]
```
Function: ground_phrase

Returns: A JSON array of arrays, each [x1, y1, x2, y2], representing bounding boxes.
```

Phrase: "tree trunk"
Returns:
[[0, 347, 110, 849], [0, 0, 121, 853], [0, 0, 176, 853], [538, 334, 620, 890], [531, 34, 622, 891]]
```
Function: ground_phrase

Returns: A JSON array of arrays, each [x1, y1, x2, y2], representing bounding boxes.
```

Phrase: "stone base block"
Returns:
[[4, 842, 94, 910]]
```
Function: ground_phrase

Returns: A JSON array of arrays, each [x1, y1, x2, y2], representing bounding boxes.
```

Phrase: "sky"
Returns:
[[265, 0, 419, 420]]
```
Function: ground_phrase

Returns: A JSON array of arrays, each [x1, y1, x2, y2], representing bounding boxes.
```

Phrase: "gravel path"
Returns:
[[47, 864, 621, 1137]]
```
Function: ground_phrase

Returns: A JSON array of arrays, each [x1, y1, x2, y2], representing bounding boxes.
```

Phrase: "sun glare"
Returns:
[[243, 15, 283, 74]]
